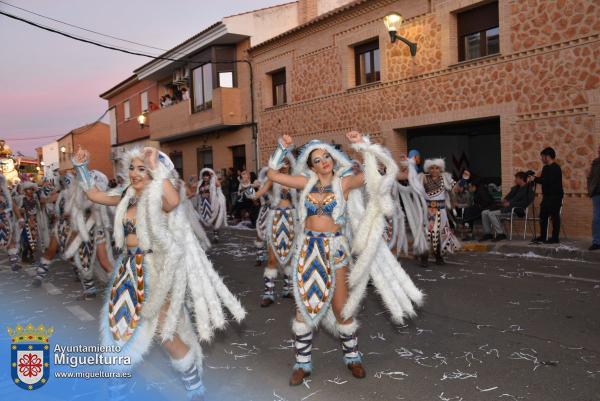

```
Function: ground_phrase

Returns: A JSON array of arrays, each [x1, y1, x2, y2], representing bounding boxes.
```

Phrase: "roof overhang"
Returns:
[[135, 23, 248, 81]]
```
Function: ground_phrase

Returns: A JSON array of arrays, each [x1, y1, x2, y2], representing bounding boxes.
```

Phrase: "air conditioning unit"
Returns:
[[173, 68, 189, 85]]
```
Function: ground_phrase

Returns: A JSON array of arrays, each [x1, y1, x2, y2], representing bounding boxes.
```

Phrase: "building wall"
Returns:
[[57, 134, 73, 173], [160, 126, 254, 180], [41, 141, 59, 175], [106, 80, 159, 145], [250, 0, 600, 238]]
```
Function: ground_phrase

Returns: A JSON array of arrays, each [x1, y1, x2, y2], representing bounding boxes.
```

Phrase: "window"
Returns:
[[124, 100, 130, 120], [457, 1, 499, 62], [140, 91, 148, 113], [354, 40, 380, 86], [271, 69, 286, 106], [192, 63, 213, 112], [197, 147, 213, 171], [170, 151, 184, 178], [219, 72, 234, 88]]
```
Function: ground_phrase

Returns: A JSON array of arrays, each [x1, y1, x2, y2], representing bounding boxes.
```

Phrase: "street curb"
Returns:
[[460, 240, 600, 263]]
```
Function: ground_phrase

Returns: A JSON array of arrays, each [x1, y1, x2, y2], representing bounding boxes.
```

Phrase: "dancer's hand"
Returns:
[[73, 146, 89, 164], [143, 147, 159, 170], [346, 130, 364, 144], [280, 134, 293, 149]]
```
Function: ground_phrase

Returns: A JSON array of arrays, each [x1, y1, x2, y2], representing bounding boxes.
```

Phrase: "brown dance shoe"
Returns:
[[289, 368, 310, 386], [260, 298, 274, 308], [347, 362, 366, 379]]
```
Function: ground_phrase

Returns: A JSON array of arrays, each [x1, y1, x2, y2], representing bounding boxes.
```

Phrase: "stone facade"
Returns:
[[249, 0, 600, 238]]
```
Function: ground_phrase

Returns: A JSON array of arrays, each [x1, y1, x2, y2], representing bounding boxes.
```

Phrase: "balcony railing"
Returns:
[[149, 87, 245, 141]]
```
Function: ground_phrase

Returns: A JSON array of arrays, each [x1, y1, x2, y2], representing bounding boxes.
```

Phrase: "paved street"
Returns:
[[1, 227, 599, 401]]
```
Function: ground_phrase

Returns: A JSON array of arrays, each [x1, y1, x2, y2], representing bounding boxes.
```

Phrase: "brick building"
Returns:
[[99, 3, 300, 181], [56, 122, 113, 178], [99, 76, 160, 173], [249, 0, 600, 238]]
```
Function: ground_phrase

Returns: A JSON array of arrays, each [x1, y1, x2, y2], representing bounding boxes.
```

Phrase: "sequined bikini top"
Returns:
[[305, 184, 336, 217], [123, 218, 136, 235]]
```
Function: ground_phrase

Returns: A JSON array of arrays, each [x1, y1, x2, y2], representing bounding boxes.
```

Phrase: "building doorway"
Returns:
[[406, 117, 501, 185], [231, 145, 246, 173]]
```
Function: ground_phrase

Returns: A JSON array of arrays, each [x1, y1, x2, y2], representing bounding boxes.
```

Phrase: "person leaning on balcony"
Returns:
[[149, 101, 159, 111], [588, 144, 600, 251]]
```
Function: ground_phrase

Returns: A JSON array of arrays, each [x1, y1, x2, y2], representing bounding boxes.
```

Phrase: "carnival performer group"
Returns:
[[0, 130, 477, 397]]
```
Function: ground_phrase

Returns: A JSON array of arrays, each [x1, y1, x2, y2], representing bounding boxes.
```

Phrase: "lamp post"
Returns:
[[383, 13, 418, 57]]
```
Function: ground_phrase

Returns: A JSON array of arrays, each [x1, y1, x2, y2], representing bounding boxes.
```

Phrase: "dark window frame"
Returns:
[[270, 69, 287, 106], [191, 62, 213, 113], [196, 146, 213, 171], [354, 39, 381, 86], [457, 1, 500, 62], [169, 150, 184, 179]]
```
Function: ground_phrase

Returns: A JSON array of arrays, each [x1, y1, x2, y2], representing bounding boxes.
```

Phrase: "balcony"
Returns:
[[149, 87, 246, 142]]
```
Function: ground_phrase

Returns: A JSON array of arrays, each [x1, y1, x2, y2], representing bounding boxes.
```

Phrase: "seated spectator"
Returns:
[[462, 178, 496, 239], [480, 171, 533, 241]]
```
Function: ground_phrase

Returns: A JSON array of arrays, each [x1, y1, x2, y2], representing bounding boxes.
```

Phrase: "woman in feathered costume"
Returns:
[[32, 173, 76, 286], [71, 146, 246, 401], [63, 169, 114, 300], [407, 157, 466, 266], [253, 167, 271, 267], [0, 174, 22, 271], [196, 168, 227, 242], [250, 156, 297, 307], [17, 181, 49, 263], [267, 132, 424, 385]]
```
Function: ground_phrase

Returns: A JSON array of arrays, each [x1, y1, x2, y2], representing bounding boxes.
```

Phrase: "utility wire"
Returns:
[[0, 0, 170, 53], [0, 10, 184, 61], [0, 11, 186, 63]]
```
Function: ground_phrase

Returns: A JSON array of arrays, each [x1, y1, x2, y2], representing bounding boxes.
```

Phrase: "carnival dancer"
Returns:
[[407, 157, 466, 266], [253, 167, 271, 267], [17, 181, 49, 263], [196, 168, 227, 242], [31, 173, 77, 286], [267, 132, 424, 385], [63, 169, 114, 300], [0, 175, 22, 271], [250, 157, 297, 307], [72, 146, 245, 401]]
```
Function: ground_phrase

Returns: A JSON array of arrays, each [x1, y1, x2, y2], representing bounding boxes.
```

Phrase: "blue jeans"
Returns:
[[593, 195, 600, 245]]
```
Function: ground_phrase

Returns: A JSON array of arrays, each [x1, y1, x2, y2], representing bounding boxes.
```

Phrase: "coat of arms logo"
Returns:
[[8, 323, 54, 390]]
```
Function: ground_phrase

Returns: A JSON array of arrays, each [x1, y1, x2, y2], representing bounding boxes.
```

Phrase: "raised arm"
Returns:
[[267, 134, 308, 190], [72, 146, 121, 206], [143, 147, 180, 212]]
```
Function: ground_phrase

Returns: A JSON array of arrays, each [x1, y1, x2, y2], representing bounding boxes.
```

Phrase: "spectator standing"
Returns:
[[588, 144, 600, 251], [532, 147, 564, 244], [228, 168, 240, 213], [480, 172, 533, 241]]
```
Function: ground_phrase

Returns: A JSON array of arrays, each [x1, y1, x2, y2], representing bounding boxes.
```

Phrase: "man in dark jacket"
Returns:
[[588, 145, 600, 250], [480, 172, 533, 241], [532, 147, 564, 244]]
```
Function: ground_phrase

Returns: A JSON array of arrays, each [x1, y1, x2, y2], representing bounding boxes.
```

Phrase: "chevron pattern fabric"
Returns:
[[271, 208, 294, 262], [199, 197, 212, 223], [108, 250, 145, 345], [297, 233, 333, 321], [0, 213, 11, 248]]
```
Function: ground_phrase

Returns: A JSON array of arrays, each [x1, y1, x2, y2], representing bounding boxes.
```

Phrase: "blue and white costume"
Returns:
[[0, 175, 20, 271], [64, 170, 114, 298], [196, 168, 227, 241], [269, 137, 424, 377], [72, 149, 245, 400]]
